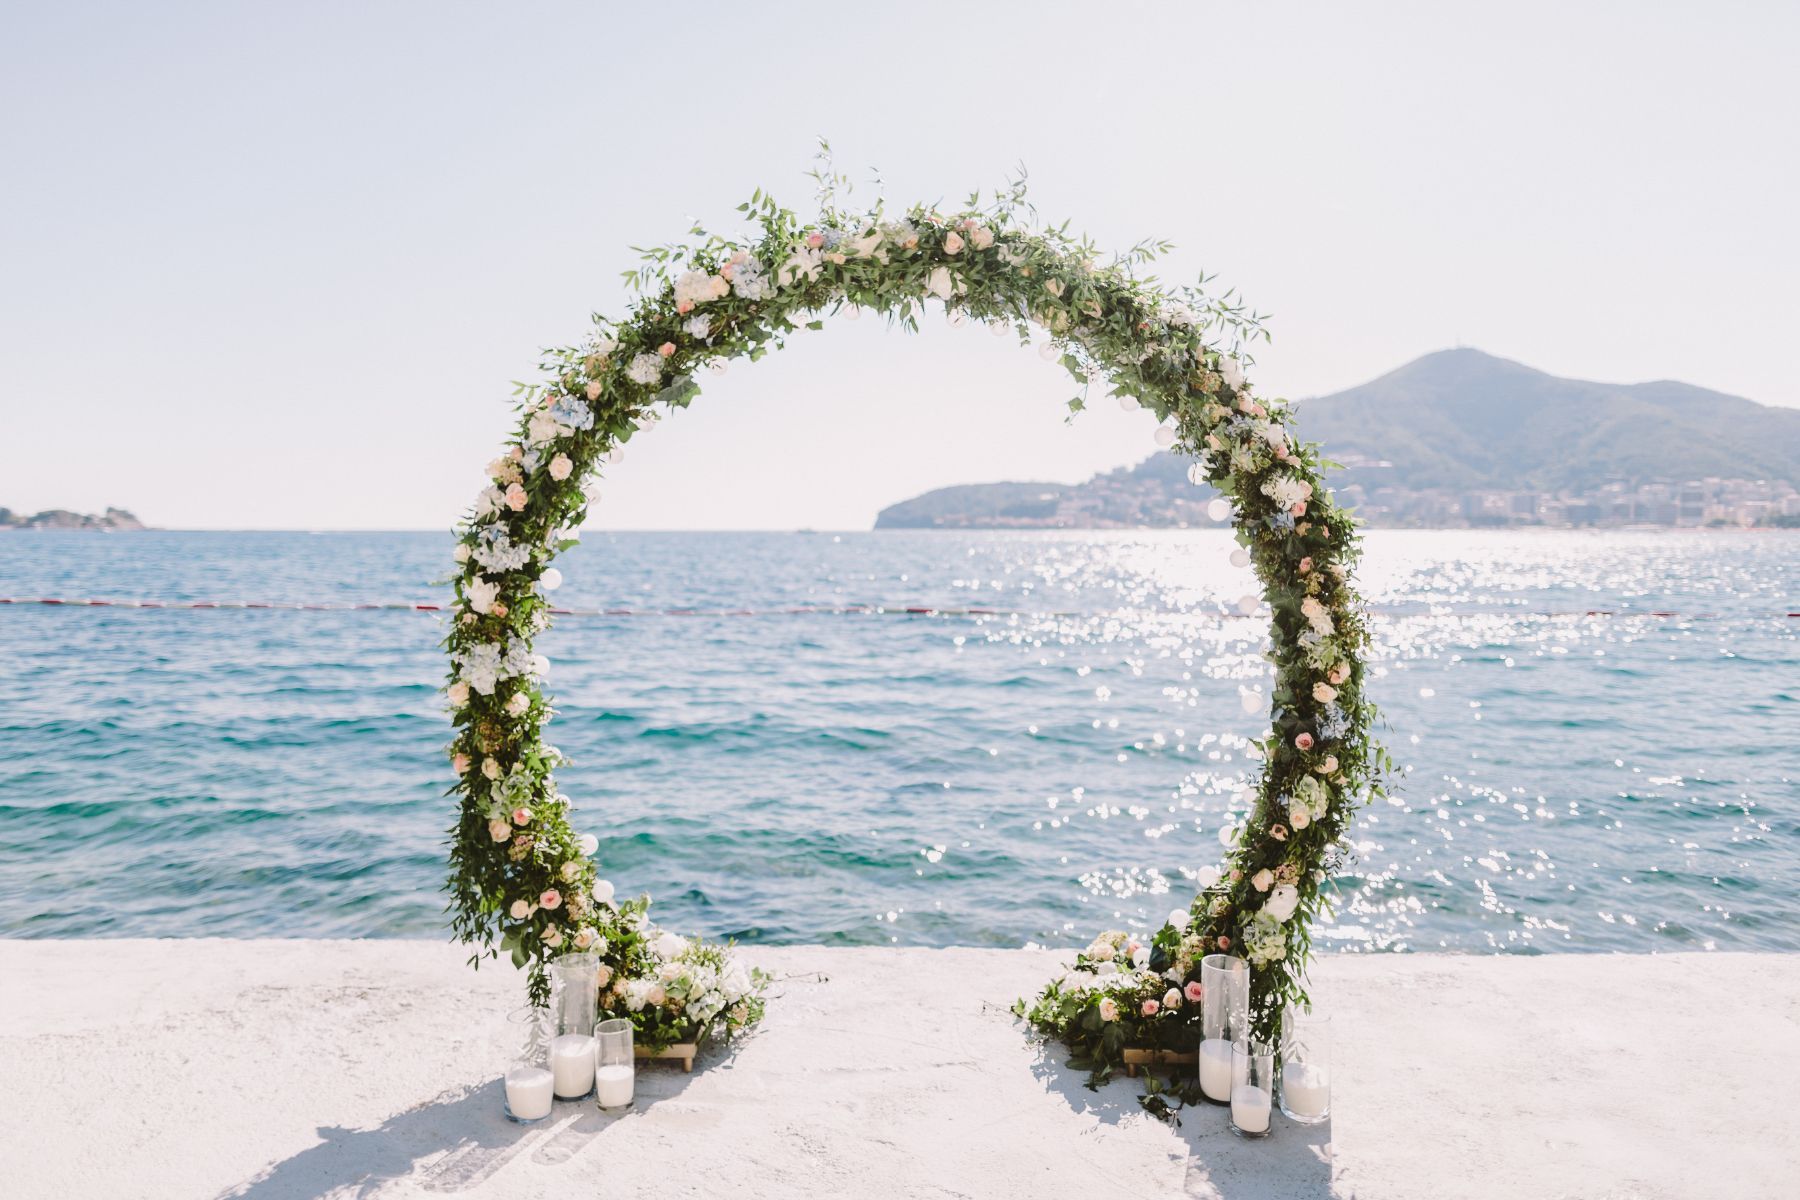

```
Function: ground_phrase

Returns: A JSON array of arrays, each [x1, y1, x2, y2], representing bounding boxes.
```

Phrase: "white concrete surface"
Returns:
[[1, 941, 1794, 1199]]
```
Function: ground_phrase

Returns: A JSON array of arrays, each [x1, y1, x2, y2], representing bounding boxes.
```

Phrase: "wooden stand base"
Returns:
[[635, 1042, 699, 1073], [1121, 1048, 1194, 1077]]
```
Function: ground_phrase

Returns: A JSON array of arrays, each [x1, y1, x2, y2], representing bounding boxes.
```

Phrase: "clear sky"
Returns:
[[3, 1, 1794, 530]]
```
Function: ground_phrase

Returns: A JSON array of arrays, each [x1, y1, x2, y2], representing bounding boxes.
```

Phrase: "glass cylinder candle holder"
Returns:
[[549, 953, 601, 1100], [1280, 1011, 1331, 1124], [1198, 954, 1249, 1104], [498, 1005, 554, 1123], [594, 1017, 636, 1111], [1230, 1039, 1276, 1138]]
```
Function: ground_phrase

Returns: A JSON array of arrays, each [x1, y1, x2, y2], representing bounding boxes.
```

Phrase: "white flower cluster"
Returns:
[[673, 270, 729, 308], [1261, 474, 1313, 512], [471, 528, 531, 572], [1286, 774, 1331, 831], [454, 635, 539, 696], [622, 927, 761, 1031], [626, 353, 663, 385]]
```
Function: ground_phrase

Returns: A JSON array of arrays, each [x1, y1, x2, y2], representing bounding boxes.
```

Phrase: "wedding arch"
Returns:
[[441, 169, 1384, 1041]]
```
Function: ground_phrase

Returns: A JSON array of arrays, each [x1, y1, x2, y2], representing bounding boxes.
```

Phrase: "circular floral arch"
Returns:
[[443, 170, 1384, 1029]]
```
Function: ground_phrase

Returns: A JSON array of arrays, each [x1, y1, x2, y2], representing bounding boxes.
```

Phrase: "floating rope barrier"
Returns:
[[2, 597, 1794, 619]]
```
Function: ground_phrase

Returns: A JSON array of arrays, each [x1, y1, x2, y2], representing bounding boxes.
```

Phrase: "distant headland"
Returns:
[[0, 506, 148, 531], [875, 349, 1800, 530]]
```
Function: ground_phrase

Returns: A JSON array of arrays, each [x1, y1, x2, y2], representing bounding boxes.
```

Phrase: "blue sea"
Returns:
[[1, 530, 1794, 955]]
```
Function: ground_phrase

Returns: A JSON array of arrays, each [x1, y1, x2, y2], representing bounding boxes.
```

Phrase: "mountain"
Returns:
[[0, 506, 148, 531], [874, 350, 1800, 529]]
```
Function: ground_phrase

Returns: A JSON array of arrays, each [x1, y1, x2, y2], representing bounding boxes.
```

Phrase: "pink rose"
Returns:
[[1098, 997, 1119, 1022], [1329, 665, 1349, 686], [1127, 941, 1141, 956], [1184, 981, 1205, 1004], [805, 231, 825, 248], [511, 806, 531, 826], [646, 984, 666, 1006], [595, 963, 613, 987], [942, 231, 965, 254], [1141, 999, 1160, 1017], [1295, 732, 1315, 751], [658, 342, 676, 357], [1290, 502, 1307, 518], [504, 483, 528, 512], [1270, 823, 1289, 842], [539, 889, 562, 910], [676, 299, 693, 314], [488, 818, 512, 843], [1217, 936, 1231, 951], [1298, 557, 1313, 574], [452, 753, 470, 775]]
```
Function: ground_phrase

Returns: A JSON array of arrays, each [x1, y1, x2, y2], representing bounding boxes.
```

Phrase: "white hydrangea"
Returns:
[[673, 270, 728, 308], [465, 576, 500, 615], [626, 353, 663, 385]]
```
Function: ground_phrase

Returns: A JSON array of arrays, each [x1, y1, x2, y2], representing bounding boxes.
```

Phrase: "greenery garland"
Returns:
[[442, 159, 1385, 1067]]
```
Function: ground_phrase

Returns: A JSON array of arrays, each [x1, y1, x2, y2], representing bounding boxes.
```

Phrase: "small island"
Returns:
[[0, 506, 148, 531]]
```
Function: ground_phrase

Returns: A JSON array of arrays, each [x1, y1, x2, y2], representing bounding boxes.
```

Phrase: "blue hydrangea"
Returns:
[[548, 395, 595, 431], [1318, 702, 1351, 742]]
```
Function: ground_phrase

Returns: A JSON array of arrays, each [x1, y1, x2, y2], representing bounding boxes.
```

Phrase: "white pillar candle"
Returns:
[[504, 1065, 554, 1120], [595, 1062, 635, 1109], [1282, 1063, 1331, 1118], [1199, 1038, 1235, 1101], [550, 1033, 596, 1098], [1231, 1083, 1272, 1134]]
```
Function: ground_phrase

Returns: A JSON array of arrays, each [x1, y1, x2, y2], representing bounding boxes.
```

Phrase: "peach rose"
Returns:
[[539, 889, 562, 910], [504, 483, 528, 512]]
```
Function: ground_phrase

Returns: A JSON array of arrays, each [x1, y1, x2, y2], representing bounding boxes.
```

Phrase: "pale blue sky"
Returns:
[[3, 1, 1794, 530]]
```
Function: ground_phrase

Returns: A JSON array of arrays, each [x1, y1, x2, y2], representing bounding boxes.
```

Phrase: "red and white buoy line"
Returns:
[[2, 597, 1796, 619]]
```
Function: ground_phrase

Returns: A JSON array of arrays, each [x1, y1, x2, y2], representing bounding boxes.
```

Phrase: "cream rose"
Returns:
[[548, 453, 573, 481]]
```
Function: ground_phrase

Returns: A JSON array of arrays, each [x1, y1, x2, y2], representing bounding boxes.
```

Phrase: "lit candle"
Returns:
[[550, 1033, 596, 1098], [595, 1062, 635, 1109], [1199, 1038, 1234, 1101], [504, 1065, 554, 1121], [1282, 1063, 1330, 1119], [1231, 1083, 1272, 1134]]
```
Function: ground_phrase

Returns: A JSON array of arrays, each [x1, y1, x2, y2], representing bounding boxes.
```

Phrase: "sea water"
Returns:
[[0, 529, 1794, 955]]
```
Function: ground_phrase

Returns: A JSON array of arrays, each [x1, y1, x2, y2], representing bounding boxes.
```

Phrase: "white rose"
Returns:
[[1130, 946, 1150, 969], [652, 931, 688, 959], [509, 899, 530, 920], [560, 861, 580, 882], [1167, 908, 1191, 932], [543, 926, 562, 948], [488, 818, 512, 843], [593, 335, 618, 357], [481, 757, 501, 780], [1196, 864, 1222, 889], [925, 266, 954, 300], [548, 454, 573, 481], [577, 834, 599, 857], [466, 577, 499, 615], [1163, 988, 1182, 1009], [1095, 960, 1118, 977], [1313, 682, 1338, 704], [591, 879, 615, 905], [504, 692, 530, 717], [446, 681, 469, 708], [1265, 885, 1300, 922], [1252, 869, 1274, 892], [452, 544, 470, 563], [1289, 807, 1311, 831], [526, 410, 565, 447], [528, 654, 550, 676], [1219, 356, 1245, 389]]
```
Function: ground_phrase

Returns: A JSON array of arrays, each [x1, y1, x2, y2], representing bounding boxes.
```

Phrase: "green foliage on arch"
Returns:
[[441, 165, 1387, 1054]]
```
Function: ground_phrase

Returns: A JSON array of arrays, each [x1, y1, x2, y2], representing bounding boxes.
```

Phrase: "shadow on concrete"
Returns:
[[214, 1055, 712, 1198]]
